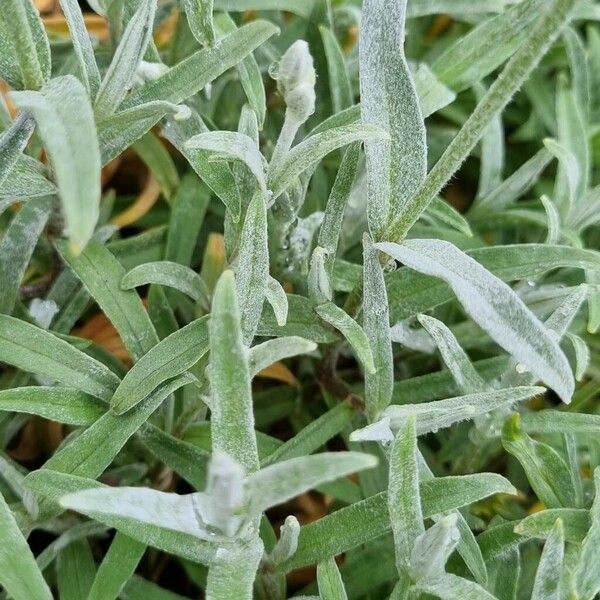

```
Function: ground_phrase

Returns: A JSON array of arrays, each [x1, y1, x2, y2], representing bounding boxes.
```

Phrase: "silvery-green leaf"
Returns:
[[308, 247, 333, 304], [0, 113, 35, 189], [206, 537, 263, 600], [502, 413, 575, 508], [236, 191, 269, 344], [246, 452, 377, 515], [349, 417, 395, 444], [382, 387, 543, 436], [94, 0, 157, 118], [318, 143, 360, 272], [587, 270, 600, 333], [268, 123, 386, 199], [417, 314, 485, 394], [563, 26, 590, 117], [363, 233, 394, 420], [214, 14, 266, 128], [11, 76, 101, 254], [60, 487, 216, 542], [314, 302, 376, 375], [388, 416, 423, 578], [573, 468, 600, 600], [359, 0, 426, 236], [544, 138, 580, 211], [121, 20, 278, 109], [423, 198, 473, 237], [248, 337, 316, 379], [98, 101, 189, 165], [407, 0, 517, 17], [280, 472, 516, 572], [121, 261, 210, 306], [59, 0, 101, 98], [376, 239, 575, 403], [0, 491, 52, 600], [554, 75, 588, 215], [0, 195, 51, 315], [514, 509, 589, 544], [414, 63, 457, 117], [56, 239, 159, 361], [0, 455, 37, 519], [110, 317, 210, 415], [0, 315, 120, 401], [265, 276, 288, 327], [531, 519, 564, 600], [1, 0, 51, 90], [412, 573, 498, 600], [0, 387, 104, 426], [186, 131, 267, 194], [474, 82, 504, 200], [163, 110, 242, 218], [181, 0, 215, 47], [431, 0, 544, 93], [87, 533, 145, 600], [389, 320, 436, 354], [471, 147, 553, 215], [317, 557, 348, 600], [410, 514, 460, 582], [209, 271, 259, 473], [489, 546, 520, 600], [319, 26, 353, 114], [566, 333, 589, 381], [541, 195, 561, 245], [213, 0, 312, 17], [268, 516, 300, 566]]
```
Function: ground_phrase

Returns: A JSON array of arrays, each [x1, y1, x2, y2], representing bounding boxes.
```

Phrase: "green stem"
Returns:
[[383, 0, 578, 242]]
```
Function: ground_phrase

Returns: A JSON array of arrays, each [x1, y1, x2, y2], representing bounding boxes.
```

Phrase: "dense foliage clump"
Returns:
[[0, 0, 600, 598]]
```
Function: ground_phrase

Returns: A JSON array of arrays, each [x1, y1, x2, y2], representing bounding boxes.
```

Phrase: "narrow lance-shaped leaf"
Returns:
[[0, 315, 120, 401], [359, 0, 427, 237], [87, 533, 145, 600], [122, 261, 210, 307], [1, 0, 51, 90], [417, 314, 485, 394], [214, 13, 266, 128], [59, 0, 101, 98], [317, 557, 348, 600], [280, 472, 516, 572], [412, 573, 499, 600], [110, 317, 210, 415], [318, 143, 360, 275], [265, 276, 288, 327], [502, 413, 575, 508], [236, 191, 269, 345], [186, 131, 268, 194], [363, 233, 394, 420], [388, 416, 424, 579], [0, 491, 53, 600], [246, 452, 377, 516], [210, 271, 259, 473], [384, 0, 577, 241], [0, 196, 52, 315], [121, 20, 278, 109], [314, 302, 376, 375], [11, 76, 102, 254], [56, 540, 96, 600], [376, 239, 575, 403], [56, 239, 159, 361], [531, 519, 564, 600], [320, 26, 353, 114], [268, 123, 387, 199], [94, 0, 157, 118], [0, 387, 105, 426], [248, 337, 316, 379], [181, 0, 215, 47], [379, 386, 544, 437], [0, 113, 35, 189]]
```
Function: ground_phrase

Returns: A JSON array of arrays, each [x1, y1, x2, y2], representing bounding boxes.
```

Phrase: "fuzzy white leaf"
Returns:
[[376, 239, 575, 403]]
